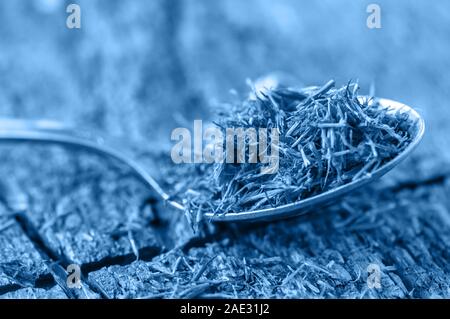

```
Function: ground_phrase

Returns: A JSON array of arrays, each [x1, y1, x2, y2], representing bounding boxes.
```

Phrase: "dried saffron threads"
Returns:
[[166, 80, 417, 225]]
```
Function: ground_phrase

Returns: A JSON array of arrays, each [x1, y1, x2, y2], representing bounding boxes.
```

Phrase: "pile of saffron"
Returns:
[[164, 80, 416, 225]]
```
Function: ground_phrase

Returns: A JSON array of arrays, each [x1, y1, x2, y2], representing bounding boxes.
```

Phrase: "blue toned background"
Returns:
[[0, 0, 449, 298]]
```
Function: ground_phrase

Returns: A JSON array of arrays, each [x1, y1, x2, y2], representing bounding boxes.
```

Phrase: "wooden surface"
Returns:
[[0, 143, 449, 298]]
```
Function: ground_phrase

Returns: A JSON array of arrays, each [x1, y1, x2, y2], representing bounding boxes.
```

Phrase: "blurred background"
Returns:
[[0, 0, 449, 161]]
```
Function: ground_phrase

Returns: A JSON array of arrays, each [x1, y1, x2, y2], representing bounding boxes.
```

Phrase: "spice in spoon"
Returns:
[[166, 80, 416, 226]]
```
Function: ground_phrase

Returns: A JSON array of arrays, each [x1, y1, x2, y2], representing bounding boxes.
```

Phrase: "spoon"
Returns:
[[0, 97, 425, 222]]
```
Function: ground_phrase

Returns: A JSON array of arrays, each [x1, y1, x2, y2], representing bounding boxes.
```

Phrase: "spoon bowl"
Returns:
[[206, 97, 425, 222], [0, 97, 425, 222]]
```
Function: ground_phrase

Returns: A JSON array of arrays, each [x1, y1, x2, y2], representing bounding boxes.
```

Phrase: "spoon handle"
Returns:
[[0, 118, 184, 210]]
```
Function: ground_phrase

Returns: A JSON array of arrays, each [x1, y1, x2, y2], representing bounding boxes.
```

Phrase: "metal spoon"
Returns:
[[0, 97, 425, 222]]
